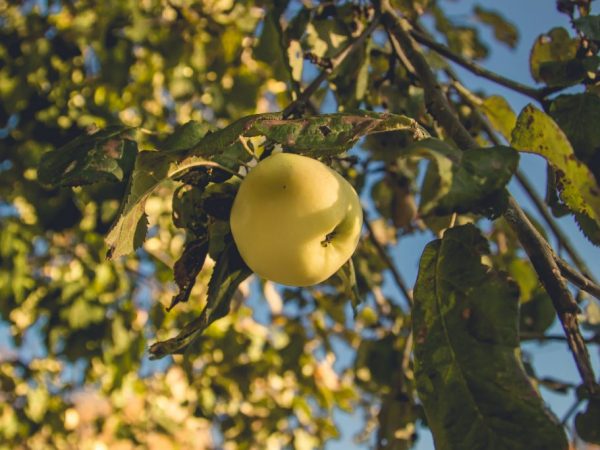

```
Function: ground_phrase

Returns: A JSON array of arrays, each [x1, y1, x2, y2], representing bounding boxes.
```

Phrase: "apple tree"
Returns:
[[1, 0, 599, 449]]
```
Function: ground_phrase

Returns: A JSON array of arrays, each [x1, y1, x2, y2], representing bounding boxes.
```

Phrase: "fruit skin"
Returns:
[[230, 152, 363, 287]]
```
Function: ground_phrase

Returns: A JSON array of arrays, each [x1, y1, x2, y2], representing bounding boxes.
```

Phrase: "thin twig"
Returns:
[[520, 332, 600, 345], [380, 0, 598, 395], [363, 213, 413, 306], [282, 13, 381, 119], [407, 28, 560, 101], [556, 259, 600, 301]]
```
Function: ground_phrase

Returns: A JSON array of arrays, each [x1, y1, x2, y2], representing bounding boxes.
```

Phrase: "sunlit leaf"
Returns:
[[529, 27, 579, 84], [511, 104, 600, 233], [549, 93, 600, 181], [481, 95, 517, 141]]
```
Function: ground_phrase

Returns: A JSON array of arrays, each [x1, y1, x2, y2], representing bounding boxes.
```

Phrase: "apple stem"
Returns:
[[321, 231, 337, 247]]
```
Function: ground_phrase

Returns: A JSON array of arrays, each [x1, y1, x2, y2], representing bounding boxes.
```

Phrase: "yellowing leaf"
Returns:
[[511, 104, 600, 229]]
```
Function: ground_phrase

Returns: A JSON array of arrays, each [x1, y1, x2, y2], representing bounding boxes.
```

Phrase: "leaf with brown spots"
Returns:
[[511, 104, 600, 232]]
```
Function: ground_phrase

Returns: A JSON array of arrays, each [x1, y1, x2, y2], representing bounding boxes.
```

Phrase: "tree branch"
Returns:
[[407, 27, 560, 101], [379, 1, 598, 395]]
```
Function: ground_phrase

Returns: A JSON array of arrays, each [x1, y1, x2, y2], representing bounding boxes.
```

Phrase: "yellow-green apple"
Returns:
[[230, 152, 362, 286]]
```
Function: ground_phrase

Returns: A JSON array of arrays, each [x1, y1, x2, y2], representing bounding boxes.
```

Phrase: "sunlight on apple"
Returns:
[[230, 152, 362, 286]]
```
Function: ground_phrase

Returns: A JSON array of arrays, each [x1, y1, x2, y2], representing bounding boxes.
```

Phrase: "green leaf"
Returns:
[[538, 56, 600, 87], [38, 126, 137, 187], [576, 399, 600, 444], [413, 224, 568, 450], [337, 258, 361, 317], [105, 122, 214, 259], [550, 93, 600, 180], [529, 27, 578, 84], [511, 104, 600, 232], [405, 139, 518, 216], [149, 242, 251, 359], [519, 291, 556, 334], [167, 238, 209, 312], [248, 112, 425, 156], [473, 6, 519, 48], [480, 95, 517, 141], [573, 15, 600, 40]]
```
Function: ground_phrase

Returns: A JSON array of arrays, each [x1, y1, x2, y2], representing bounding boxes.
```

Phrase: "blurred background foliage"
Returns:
[[1, 0, 599, 449]]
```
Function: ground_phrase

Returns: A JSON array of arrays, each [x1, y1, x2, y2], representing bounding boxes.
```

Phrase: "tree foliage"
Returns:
[[1, 1, 600, 449]]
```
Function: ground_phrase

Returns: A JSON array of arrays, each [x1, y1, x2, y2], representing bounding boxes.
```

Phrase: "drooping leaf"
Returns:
[[473, 5, 519, 48], [575, 399, 600, 444], [38, 126, 137, 187], [573, 15, 600, 41], [511, 104, 600, 233], [549, 93, 600, 181], [413, 224, 568, 450], [405, 139, 518, 216], [172, 184, 208, 236], [149, 242, 251, 359], [480, 95, 517, 141], [529, 27, 581, 86], [168, 238, 209, 312]]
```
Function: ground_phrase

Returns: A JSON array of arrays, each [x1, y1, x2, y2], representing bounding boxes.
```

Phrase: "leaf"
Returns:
[[248, 112, 425, 156], [105, 122, 214, 259], [575, 399, 600, 444], [473, 5, 518, 48], [337, 258, 361, 317], [549, 93, 600, 180], [105, 151, 212, 259], [529, 27, 579, 84], [168, 238, 209, 312], [149, 242, 251, 359], [480, 95, 517, 141], [573, 15, 600, 40], [511, 104, 600, 231], [413, 224, 568, 450], [519, 291, 556, 334], [406, 139, 518, 216], [38, 126, 137, 187]]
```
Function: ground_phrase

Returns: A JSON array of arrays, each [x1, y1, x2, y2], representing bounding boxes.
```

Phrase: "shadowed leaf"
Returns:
[[413, 224, 568, 450], [168, 238, 209, 312], [38, 126, 137, 187], [149, 242, 251, 358], [405, 138, 518, 216], [511, 104, 600, 236]]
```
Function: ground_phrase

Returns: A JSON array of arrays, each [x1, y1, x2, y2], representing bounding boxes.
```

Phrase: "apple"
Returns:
[[230, 152, 363, 286]]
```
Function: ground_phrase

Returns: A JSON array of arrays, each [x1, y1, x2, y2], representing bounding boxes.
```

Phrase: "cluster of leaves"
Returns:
[[2, 1, 600, 450]]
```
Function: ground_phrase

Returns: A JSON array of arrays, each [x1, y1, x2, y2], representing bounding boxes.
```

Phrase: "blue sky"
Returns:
[[328, 1, 600, 449]]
